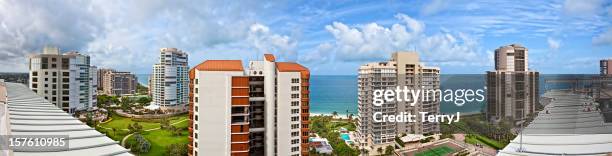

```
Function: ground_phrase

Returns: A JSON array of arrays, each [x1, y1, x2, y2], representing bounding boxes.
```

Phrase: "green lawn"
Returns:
[[415, 146, 455, 156], [127, 125, 189, 156], [99, 113, 188, 130], [96, 113, 189, 156]]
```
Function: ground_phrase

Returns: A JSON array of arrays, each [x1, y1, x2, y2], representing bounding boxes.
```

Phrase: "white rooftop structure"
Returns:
[[499, 90, 612, 156], [0, 82, 132, 156]]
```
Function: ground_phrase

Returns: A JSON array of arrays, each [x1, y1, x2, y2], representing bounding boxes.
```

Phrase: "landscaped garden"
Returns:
[[309, 115, 361, 156], [95, 112, 189, 156]]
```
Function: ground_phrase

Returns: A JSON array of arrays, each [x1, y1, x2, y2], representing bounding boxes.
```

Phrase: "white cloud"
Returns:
[[247, 23, 297, 61], [563, 0, 604, 16], [547, 37, 561, 50], [421, 0, 450, 16], [0, 0, 292, 73], [593, 28, 612, 46], [310, 13, 485, 66]]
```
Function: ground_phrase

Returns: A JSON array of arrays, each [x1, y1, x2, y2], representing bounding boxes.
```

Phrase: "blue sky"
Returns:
[[0, 0, 610, 75]]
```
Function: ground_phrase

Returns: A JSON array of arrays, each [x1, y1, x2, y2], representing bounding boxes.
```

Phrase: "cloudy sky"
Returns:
[[0, 0, 610, 74]]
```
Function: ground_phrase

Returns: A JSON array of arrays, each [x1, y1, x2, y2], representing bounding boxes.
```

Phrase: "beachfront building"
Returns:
[[150, 48, 189, 111], [486, 44, 539, 125], [28, 46, 97, 113], [99, 68, 138, 96], [356, 52, 440, 149], [188, 54, 310, 156]]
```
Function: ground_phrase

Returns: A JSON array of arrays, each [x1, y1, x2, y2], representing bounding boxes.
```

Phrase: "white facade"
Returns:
[[190, 55, 309, 156], [193, 70, 244, 156], [151, 48, 189, 111], [28, 46, 96, 113]]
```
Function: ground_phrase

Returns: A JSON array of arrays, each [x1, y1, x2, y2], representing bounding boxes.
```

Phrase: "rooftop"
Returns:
[[498, 90, 612, 156], [1, 82, 132, 156], [193, 60, 244, 71]]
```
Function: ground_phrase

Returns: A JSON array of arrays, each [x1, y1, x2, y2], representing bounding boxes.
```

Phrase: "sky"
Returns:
[[0, 0, 610, 75]]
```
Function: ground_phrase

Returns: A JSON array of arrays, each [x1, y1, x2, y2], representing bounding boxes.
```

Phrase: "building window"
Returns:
[[291, 139, 299, 144], [291, 86, 299, 91], [32, 72, 38, 76], [195, 133, 198, 139], [291, 78, 299, 83], [195, 88, 198, 94], [195, 115, 198, 121], [291, 109, 299, 114], [292, 132, 299, 137], [195, 97, 198, 103], [291, 146, 299, 152], [291, 101, 299, 106], [291, 94, 299, 99], [195, 124, 198, 130], [291, 116, 299, 121]]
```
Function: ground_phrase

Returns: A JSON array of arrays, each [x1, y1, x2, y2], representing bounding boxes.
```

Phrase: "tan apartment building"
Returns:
[[356, 52, 440, 149], [188, 54, 309, 156], [486, 44, 539, 125], [99, 69, 138, 96]]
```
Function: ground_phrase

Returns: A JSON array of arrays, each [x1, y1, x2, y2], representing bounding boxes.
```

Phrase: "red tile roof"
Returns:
[[276, 62, 310, 78], [193, 60, 244, 71], [264, 54, 275, 62]]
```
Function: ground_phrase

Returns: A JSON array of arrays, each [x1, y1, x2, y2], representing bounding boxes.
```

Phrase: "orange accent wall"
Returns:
[[231, 142, 249, 151], [231, 88, 249, 96], [231, 97, 249, 106]]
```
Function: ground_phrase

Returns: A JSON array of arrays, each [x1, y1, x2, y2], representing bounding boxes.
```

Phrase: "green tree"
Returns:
[[166, 143, 187, 156], [384, 145, 394, 155], [137, 97, 152, 106], [131, 134, 150, 154], [128, 122, 143, 133], [376, 147, 383, 155], [85, 112, 95, 127]]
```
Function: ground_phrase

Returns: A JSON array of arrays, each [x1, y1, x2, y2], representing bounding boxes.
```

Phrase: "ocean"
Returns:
[[136, 74, 592, 116]]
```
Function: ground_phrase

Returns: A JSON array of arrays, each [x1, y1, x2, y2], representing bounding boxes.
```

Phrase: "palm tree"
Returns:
[[332, 111, 338, 117], [112, 128, 117, 137], [377, 147, 383, 155]]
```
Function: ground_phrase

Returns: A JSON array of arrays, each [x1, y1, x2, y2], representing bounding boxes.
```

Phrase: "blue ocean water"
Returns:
[[136, 74, 149, 85], [136, 74, 591, 116]]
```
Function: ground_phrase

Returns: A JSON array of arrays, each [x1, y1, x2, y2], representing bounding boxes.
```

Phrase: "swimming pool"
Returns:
[[340, 133, 350, 140]]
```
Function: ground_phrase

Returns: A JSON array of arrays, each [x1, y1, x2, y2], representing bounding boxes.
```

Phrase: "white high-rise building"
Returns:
[[28, 46, 97, 113], [356, 52, 440, 149], [150, 48, 189, 111], [188, 54, 310, 156]]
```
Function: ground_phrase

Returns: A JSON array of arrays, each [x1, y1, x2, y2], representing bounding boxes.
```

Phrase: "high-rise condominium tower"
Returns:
[[151, 48, 189, 111], [356, 52, 440, 148], [486, 44, 539, 125], [28, 46, 97, 113], [188, 54, 310, 156]]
